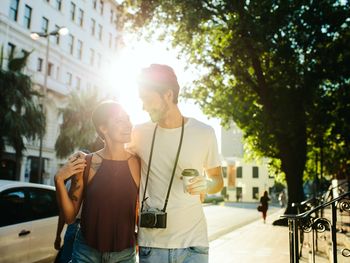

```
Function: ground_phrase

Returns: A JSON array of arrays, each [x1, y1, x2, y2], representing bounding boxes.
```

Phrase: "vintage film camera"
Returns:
[[140, 208, 167, 229]]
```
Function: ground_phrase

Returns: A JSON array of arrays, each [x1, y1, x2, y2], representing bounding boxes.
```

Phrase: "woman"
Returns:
[[55, 101, 140, 263], [260, 191, 270, 223]]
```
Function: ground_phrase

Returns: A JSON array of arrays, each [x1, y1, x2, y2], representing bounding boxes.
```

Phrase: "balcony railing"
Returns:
[[282, 183, 350, 263]]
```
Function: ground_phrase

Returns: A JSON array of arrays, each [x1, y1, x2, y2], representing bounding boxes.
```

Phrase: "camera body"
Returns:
[[140, 208, 167, 228]]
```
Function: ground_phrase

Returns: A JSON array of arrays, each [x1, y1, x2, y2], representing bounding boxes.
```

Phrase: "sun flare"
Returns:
[[101, 39, 189, 125], [99, 38, 221, 145]]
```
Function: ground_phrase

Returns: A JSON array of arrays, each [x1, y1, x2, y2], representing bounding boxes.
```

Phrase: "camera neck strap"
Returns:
[[141, 117, 185, 213]]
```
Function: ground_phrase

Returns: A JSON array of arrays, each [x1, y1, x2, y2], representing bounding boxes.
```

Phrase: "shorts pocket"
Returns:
[[139, 246, 152, 258], [188, 246, 209, 255]]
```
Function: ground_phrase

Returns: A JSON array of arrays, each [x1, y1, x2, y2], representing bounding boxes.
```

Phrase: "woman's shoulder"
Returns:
[[126, 153, 140, 164]]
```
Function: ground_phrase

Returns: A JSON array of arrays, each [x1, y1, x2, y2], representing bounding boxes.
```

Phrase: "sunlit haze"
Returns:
[[102, 37, 222, 150]]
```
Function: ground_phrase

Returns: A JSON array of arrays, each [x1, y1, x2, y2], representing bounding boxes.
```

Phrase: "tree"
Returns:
[[55, 87, 103, 159], [117, 0, 350, 212], [0, 47, 45, 179]]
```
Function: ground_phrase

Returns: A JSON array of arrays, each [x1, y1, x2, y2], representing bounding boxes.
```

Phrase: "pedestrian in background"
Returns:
[[260, 190, 270, 223]]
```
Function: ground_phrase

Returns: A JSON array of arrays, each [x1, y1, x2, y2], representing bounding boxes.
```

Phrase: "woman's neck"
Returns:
[[100, 143, 128, 160]]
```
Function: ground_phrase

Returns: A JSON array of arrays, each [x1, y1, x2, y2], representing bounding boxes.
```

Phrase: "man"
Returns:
[[129, 64, 223, 263]]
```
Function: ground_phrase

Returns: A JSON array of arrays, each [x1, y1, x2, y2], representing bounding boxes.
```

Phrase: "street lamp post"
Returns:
[[30, 27, 69, 183]]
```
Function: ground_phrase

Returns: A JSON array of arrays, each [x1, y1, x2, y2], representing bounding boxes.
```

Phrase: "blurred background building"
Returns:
[[0, 0, 121, 184], [220, 122, 274, 202]]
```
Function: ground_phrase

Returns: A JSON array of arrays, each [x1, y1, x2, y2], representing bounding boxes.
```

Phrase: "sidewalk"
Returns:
[[209, 208, 290, 263]]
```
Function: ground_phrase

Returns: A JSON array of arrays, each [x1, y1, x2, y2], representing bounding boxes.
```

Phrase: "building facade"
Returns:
[[221, 123, 275, 202], [0, 0, 121, 184]]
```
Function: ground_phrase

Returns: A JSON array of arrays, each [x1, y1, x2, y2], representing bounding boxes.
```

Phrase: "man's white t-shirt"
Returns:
[[129, 118, 221, 248]]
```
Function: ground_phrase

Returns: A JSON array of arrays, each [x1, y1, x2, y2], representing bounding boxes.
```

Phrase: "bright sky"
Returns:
[[102, 37, 222, 150]]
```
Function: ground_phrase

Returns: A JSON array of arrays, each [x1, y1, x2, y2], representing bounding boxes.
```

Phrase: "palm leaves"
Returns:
[[55, 87, 103, 158], [0, 46, 45, 161]]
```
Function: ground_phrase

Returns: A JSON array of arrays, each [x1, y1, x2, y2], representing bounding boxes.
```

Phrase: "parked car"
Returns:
[[203, 193, 225, 204], [0, 180, 62, 263]]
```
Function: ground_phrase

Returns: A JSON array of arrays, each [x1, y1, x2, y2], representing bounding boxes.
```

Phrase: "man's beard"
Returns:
[[149, 102, 169, 123]]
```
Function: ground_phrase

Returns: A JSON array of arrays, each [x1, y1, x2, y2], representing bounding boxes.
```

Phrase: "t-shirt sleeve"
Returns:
[[204, 127, 221, 169]]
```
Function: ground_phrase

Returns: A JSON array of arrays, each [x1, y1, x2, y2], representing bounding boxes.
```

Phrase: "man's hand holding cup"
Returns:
[[182, 169, 208, 195]]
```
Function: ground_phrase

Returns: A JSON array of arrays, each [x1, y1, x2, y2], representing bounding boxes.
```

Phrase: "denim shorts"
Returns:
[[138, 246, 209, 263], [71, 228, 136, 263], [56, 220, 79, 263]]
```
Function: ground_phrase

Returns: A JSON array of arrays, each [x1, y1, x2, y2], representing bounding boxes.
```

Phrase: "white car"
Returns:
[[0, 180, 62, 263]]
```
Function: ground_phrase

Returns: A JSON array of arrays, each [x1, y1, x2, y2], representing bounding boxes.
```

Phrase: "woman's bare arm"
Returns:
[[55, 157, 86, 224]]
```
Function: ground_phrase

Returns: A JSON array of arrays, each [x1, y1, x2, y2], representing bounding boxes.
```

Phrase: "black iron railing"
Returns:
[[282, 190, 350, 263]]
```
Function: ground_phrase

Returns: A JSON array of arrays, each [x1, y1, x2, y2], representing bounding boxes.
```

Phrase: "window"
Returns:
[[75, 76, 81, 90], [252, 187, 259, 200], [68, 34, 74, 55], [110, 9, 114, 23], [41, 17, 49, 33], [9, 0, 19, 22], [222, 167, 227, 178], [236, 166, 242, 178], [23, 5, 32, 29], [252, 166, 259, 178], [54, 0, 62, 11], [99, 0, 104, 15], [70, 2, 76, 21], [0, 188, 29, 227], [37, 58, 43, 72], [27, 188, 59, 220], [236, 187, 242, 201], [78, 9, 84, 27], [90, 18, 96, 36], [98, 24, 103, 41], [97, 53, 101, 68], [66, 72, 72, 86], [77, 40, 83, 60], [89, 48, 95, 66], [56, 66, 60, 80], [47, 62, 53, 76]]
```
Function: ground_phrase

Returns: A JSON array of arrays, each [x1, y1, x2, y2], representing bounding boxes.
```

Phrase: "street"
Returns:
[[204, 202, 281, 241], [204, 203, 289, 263]]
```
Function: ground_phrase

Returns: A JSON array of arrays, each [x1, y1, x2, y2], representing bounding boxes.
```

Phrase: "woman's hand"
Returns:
[[55, 156, 86, 183], [54, 235, 61, 250]]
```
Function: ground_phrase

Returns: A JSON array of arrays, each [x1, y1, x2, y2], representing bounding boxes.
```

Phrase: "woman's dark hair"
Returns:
[[91, 101, 122, 140]]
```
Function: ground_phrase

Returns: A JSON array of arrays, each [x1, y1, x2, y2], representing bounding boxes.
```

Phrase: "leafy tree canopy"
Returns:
[[117, 0, 350, 208], [0, 47, 45, 161], [55, 87, 104, 159]]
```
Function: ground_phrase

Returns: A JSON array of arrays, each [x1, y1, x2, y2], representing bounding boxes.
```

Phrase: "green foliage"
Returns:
[[118, 0, 350, 207], [0, 47, 45, 160], [55, 87, 103, 158]]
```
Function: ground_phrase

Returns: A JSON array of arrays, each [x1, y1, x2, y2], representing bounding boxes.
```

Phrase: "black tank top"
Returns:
[[81, 154, 138, 252]]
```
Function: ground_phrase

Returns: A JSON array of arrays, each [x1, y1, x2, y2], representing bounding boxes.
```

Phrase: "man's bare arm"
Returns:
[[206, 166, 224, 194]]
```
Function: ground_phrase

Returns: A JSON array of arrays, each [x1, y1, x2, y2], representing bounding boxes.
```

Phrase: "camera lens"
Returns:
[[142, 213, 156, 227]]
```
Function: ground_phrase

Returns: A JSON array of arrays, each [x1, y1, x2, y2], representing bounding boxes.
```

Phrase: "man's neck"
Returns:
[[158, 106, 184, 129]]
